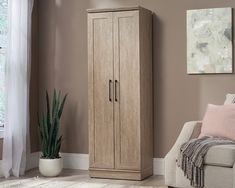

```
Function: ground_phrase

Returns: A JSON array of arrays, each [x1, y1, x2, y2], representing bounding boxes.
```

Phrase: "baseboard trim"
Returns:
[[26, 152, 40, 171], [153, 158, 165, 175], [61, 153, 89, 170], [25, 152, 90, 171], [23, 153, 165, 176]]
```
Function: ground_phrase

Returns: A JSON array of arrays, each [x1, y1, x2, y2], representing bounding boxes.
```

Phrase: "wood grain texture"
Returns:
[[90, 167, 153, 181], [90, 168, 143, 180], [139, 8, 153, 173], [88, 7, 153, 180], [113, 10, 141, 171], [87, 6, 141, 13], [88, 12, 114, 169]]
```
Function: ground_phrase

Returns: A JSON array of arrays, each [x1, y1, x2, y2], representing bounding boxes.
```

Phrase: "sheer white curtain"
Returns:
[[3, 0, 34, 178]]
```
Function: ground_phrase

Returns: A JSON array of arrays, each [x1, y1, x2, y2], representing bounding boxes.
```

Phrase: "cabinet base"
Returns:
[[89, 167, 153, 180]]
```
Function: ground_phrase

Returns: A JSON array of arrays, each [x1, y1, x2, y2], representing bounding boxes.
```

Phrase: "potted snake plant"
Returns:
[[38, 90, 67, 177]]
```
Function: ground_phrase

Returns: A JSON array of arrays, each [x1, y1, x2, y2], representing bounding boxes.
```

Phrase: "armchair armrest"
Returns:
[[171, 121, 202, 154], [165, 121, 202, 186]]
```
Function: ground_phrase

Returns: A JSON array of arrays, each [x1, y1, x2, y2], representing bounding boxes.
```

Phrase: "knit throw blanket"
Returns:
[[177, 136, 235, 188]]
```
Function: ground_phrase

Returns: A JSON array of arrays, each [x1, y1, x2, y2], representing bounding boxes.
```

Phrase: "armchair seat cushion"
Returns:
[[204, 144, 235, 167]]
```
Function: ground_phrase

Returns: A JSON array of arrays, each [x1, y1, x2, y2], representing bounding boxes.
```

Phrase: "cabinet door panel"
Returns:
[[113, 11, 141, 170], [88, 13, 114, 169]]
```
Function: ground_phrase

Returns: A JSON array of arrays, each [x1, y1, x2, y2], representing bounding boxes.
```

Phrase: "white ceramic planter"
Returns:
[[39, 158, 63, 177]]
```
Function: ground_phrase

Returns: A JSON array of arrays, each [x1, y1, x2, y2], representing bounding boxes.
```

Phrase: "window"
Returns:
[[0, 0, 8, 128]]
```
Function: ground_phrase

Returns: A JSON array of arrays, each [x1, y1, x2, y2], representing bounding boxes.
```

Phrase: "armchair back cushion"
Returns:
[[199, 104, 235, 141]]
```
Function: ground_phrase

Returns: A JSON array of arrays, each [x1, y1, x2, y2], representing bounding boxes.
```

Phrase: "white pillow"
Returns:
[[224, 94, 235, 104]]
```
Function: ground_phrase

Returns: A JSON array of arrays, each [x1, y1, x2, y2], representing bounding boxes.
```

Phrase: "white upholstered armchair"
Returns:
[[165, 121, 235, 188]]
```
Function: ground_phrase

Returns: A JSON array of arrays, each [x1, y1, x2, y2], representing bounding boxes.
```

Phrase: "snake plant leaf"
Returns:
[[58, 90, 61, 102], [38, 90, 67, 159], [42, 113, 49, 141], [46, 91, 51, 132], [52, 89, 57, 118], [53, 117, 61, 155], [54, 135, 62, 158], [42, 113, 50, 157], [58, 94, 67, 118], [37, 114, 43, 141], [49, 98, 59, 151], [37, 113, 44, 141]]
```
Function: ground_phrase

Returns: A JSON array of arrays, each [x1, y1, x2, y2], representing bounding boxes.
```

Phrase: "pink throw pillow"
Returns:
[[199, 104, 235, 141]]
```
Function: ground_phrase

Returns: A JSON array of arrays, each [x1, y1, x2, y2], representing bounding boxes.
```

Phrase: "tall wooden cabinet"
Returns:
[[88, 6, 153, 180]]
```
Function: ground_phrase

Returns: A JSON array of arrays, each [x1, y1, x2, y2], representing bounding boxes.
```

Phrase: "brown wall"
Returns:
[[36, 0, 235, 158], [30, 0, 40, 153]]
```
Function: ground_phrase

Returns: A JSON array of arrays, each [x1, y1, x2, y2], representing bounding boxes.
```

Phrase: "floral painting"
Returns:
[[187, 8, 232, 74]]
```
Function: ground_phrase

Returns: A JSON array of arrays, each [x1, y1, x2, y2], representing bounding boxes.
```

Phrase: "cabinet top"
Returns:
[[87, 6, 150, 13]]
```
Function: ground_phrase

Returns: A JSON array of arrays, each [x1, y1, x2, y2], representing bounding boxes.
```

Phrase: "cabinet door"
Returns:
[[88, 12, 114, 169], [113, 11, 141, 170]]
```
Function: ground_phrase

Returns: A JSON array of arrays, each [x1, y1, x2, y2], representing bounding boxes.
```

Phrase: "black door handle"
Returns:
[[115, 80, 118, 102], [109, 80, 112, 102]]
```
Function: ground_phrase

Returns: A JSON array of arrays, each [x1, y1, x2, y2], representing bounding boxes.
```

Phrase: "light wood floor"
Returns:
[[0, 169, 166, 188]]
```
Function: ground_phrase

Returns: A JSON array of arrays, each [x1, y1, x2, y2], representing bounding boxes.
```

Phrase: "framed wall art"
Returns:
[[187, 7, 232, 74]]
